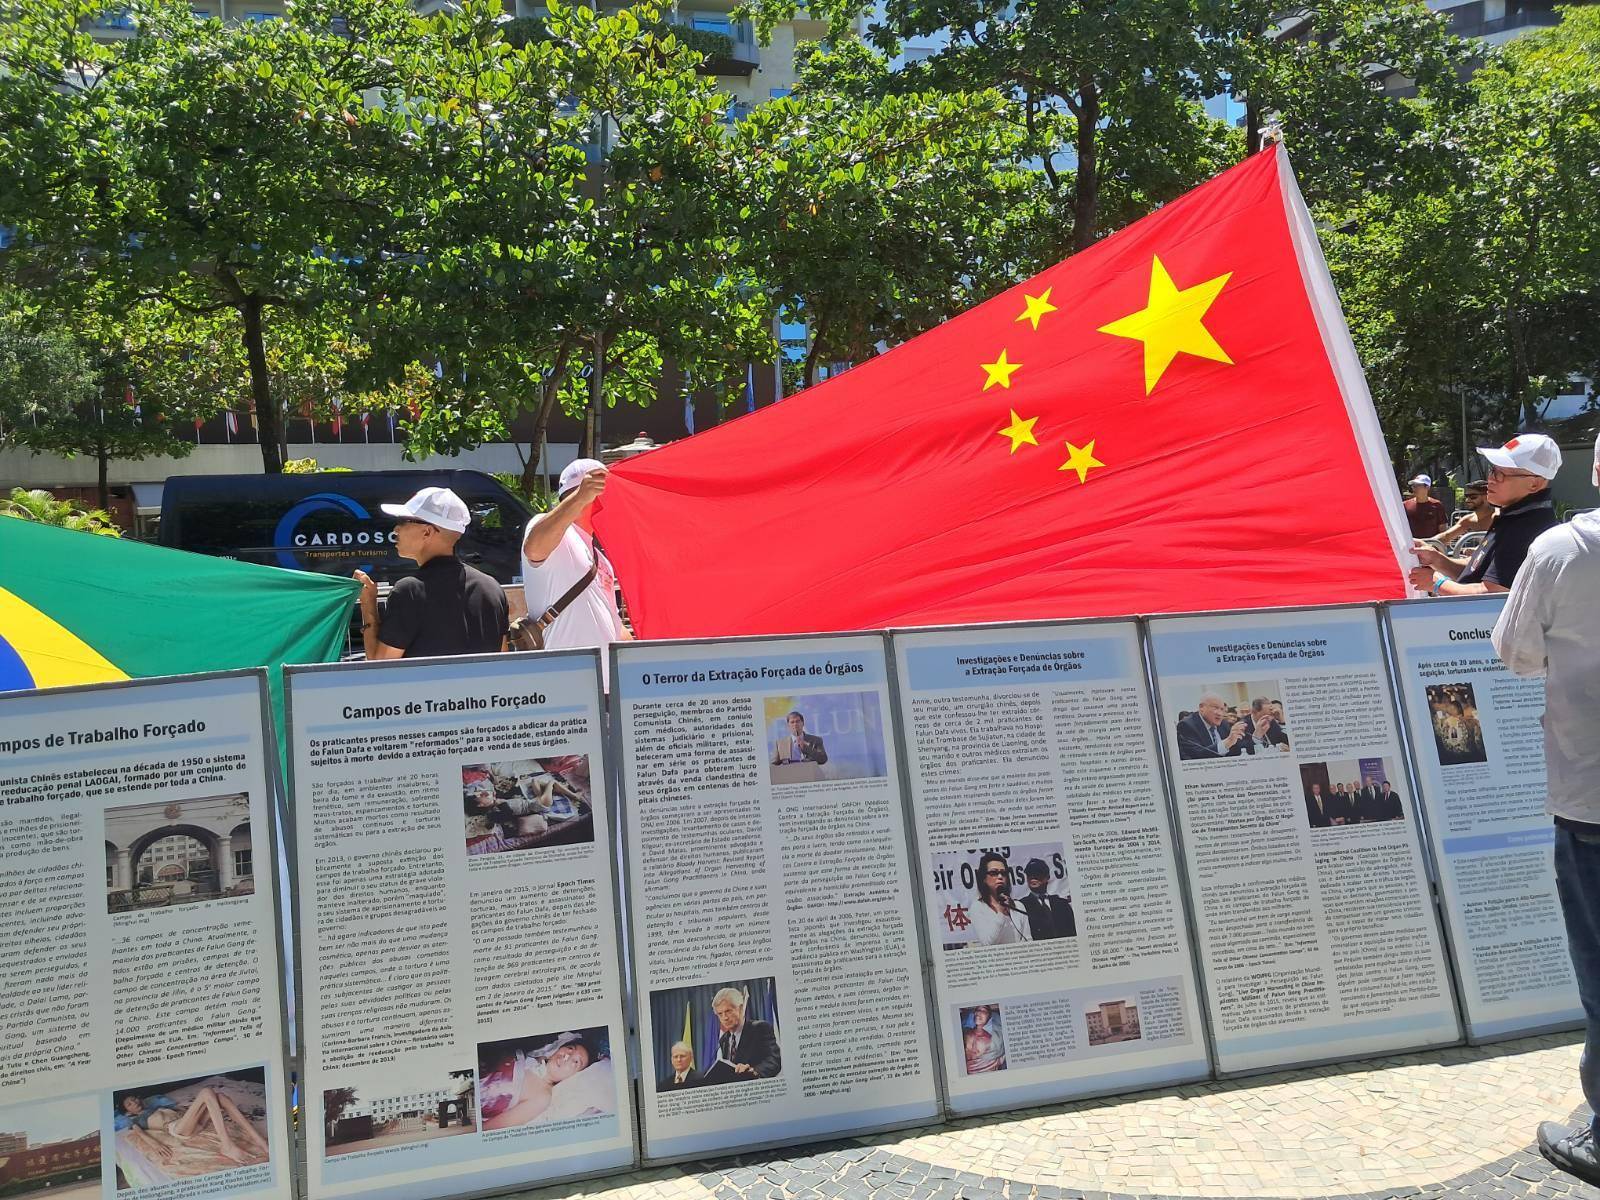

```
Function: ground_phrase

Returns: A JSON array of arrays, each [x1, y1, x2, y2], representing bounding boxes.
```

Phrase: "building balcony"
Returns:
[[1472, 8, 1563, 36], [665, 15, 760, 76], [1441, 0, 1566, 40]]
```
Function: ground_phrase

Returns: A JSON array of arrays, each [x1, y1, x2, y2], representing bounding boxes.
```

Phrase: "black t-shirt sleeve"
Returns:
[[1482, 514, 1555, 588], [380, 577, 424, 652]]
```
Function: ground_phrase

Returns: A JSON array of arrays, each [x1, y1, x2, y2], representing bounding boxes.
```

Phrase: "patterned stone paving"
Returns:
[[514, 1032, 1600, 1200]]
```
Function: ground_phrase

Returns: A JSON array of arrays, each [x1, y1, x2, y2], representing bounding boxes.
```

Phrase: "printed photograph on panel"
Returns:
[[103, 793, 254, 913], [0, 1094, 101, 1200], [1171, 682, 1289, 761], [930, 844, 1076, 950], [322, 1066, 476, 1157], [462, 755, 595, 855], [763, 692, 888, 785], [1299, 758, 1406, 828], [1425, 683, 1488, 765], [477, 1027, 617, 1131], [112, 1067, 271, 1188], [648, 979, 782, 1091], [958, 1004, 1007, 1075], [1084, 999, 1142, 1046]]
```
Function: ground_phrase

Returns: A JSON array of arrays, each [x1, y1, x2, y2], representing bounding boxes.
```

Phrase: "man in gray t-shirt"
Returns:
[[1495, 434, 1600, 1186]]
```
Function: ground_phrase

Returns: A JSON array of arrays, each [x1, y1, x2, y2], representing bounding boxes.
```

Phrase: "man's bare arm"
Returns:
[[522, 469, 607, 564]]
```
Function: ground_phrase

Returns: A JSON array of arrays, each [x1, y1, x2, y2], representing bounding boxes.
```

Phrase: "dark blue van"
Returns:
[[157, 470, 534, 586]]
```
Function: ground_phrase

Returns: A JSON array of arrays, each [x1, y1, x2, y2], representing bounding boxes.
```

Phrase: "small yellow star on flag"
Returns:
[[1016, 288, 1058, 332], [980, 349, 1021, 391], [1097, 255, 1233, 394], [1059, 439, 1104, 484], [997, 410, 1039, 454]]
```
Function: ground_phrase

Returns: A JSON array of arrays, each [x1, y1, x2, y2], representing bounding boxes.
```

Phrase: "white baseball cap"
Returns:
[[558, 457, 605, 497], [381, 486, 470, 533], [1408, 474, 1431, 487], [1477, 433, 1563, 481]]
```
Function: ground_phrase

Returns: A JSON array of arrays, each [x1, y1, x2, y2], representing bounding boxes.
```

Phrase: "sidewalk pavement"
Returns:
[[521, 1032, 1598, 1200]]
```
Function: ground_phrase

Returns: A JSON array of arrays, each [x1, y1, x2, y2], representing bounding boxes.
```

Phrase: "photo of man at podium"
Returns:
[[770, 710, 828, 784]]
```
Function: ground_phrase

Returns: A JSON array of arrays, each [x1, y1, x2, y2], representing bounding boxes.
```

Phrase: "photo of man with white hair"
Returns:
[[1175, 693, 1252, 760], [709, 986, 782, 1082]]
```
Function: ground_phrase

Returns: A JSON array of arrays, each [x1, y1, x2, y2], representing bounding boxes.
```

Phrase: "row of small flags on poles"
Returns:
[[199, 403, 392, 442], [96, 356, 776, 442], [100, 386, 405, 442]]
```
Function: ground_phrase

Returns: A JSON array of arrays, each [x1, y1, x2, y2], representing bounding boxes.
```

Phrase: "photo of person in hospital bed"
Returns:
[[112, 1068, 271, 1188], [476, 1027, 617, 1131]]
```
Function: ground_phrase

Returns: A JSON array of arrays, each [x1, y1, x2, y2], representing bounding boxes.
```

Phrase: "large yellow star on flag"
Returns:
[[980, 349, 1021, 391], [997, 409, 1038, 454], [1097, 256, 1233, 394], [1058, 439, 1104, 484], [1016, 288, 1058, 332]]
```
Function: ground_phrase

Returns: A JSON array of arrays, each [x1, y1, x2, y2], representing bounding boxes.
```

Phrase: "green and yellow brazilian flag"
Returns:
[[0, 518, 357, 737]]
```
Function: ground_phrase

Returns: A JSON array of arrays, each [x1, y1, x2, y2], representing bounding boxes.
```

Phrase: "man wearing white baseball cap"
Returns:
[[1494, 432, 1600, 1185], [353, 486, 508, 659], [520, 458, 629, 686], [1410, 433, 1562, 596], [1403, 473, 1447, 540]]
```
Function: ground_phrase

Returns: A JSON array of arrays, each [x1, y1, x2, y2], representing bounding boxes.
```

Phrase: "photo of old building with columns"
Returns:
[[103, 793, 255, 913]]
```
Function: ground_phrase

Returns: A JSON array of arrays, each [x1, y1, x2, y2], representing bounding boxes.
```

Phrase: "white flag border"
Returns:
[[1276, 147, 1416, 591]]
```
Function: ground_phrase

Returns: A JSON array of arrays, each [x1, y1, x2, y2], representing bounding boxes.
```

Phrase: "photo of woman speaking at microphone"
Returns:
[[968, 851, 1032, 946]]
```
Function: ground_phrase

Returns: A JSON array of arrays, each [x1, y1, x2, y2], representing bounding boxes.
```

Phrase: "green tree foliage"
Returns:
[[0, 0, 423, 473], [0, 487, 121, 535], [0, 287, 215, 506], [1226, 0, 1468, 204], [0, 292, 96, 448], [742, 0, 1465, 251], [735, 43, 1042, 384], [743, 0, 1252, 252], [1324, 7, 1600, 462], [357, 0, 772, 487]]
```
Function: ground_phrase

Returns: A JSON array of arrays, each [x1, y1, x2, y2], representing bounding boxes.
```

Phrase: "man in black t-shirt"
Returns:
[[354, 487, 507, 659], [1410, 434, 1562, 597]]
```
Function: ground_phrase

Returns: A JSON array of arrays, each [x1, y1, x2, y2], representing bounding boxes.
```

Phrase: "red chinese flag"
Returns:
[[595, 146, 1410, 639]]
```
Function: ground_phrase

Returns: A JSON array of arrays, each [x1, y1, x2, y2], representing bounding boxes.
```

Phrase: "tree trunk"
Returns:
[[1071, 82, 1100, 253], [524, 381, 564, 494], [589, 330, 605, 455], [96, 433, 109, 511], [242, 297, 283, 473], [803, 316, 829, 388], [1245, 100, 1262, 156], [1503, 304, 1543, 430], [522, 338, 579, 493]]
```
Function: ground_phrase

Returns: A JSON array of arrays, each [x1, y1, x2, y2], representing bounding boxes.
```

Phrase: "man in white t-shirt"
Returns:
[[521, 458, 629, 686], [1498, 434, 1600, 1187]]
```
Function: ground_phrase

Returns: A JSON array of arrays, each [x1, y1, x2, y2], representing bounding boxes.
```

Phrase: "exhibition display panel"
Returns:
[[284, 651, 637, 1200], [1145, 605, 1461, 1074], [889, 620, 1211, 1113], [0, 670, 295, 1200], [1385, 597, 1579, 1042], [611, 634, 941, 1160], [14, 592, 1580, 1192]]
